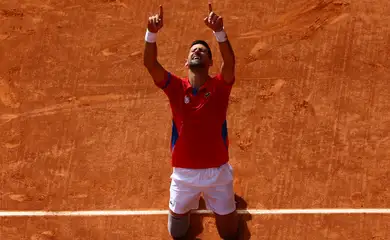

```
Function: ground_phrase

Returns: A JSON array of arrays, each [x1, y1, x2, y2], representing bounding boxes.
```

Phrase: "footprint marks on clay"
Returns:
[[256, 79, 286, 101], [241, 0, 351, 62], [0, 77, 20, 109], [253, 79, 317, 118], [0, 9, 24, 18], [293, 91, 317, 117], [0, 93, 157, 125]]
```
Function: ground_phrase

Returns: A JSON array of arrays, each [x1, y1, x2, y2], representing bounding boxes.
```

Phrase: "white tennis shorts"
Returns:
[[169, 163, 236, 215]]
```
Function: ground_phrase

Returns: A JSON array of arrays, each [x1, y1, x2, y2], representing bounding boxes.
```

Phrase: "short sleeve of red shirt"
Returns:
[[214, 73, 235, 98], [154, 72, 184, 102]]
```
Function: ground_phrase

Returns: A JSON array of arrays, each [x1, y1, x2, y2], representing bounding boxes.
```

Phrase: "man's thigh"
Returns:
[[202, 165, 239, 239], [203, 181, 236, 215], [169, 178, 201, 215]]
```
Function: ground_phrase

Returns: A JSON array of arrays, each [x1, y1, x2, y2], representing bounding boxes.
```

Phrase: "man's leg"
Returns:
[[203, 164, 239, 239], [168, 178, 201, 239], [214, 209, 239, 240], [167, 209, 191, 239]]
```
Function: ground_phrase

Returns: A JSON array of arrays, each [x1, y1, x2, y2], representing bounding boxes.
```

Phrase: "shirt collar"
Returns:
[[184, 76, 213, 94]]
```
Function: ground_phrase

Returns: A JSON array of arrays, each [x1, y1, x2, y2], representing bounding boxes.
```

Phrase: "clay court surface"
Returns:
[[1, 0, 389, 239]]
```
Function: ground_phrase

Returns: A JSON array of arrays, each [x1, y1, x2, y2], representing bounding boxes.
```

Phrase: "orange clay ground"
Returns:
[[1, 0, 389, 239]]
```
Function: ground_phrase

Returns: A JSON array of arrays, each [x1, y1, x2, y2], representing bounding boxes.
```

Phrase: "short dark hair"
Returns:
[[190, 40, 212, 60]]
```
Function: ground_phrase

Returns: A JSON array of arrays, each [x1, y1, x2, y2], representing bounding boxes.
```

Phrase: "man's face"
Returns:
[[187, 44, 212, 69]]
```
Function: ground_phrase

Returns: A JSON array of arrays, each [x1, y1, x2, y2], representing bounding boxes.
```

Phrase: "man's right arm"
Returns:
[[143, 41, 168, 87], [143, 5, 168, 87]]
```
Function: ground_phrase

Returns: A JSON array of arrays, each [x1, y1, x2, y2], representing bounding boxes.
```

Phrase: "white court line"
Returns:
[[0, 209, 389, 217]]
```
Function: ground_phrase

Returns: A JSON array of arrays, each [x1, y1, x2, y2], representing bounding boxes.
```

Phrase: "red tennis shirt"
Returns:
[[155, 72, 235, 169]]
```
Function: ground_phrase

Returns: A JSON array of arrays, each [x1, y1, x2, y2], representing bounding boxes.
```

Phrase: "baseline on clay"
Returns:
[[0, 208, 389, 217]]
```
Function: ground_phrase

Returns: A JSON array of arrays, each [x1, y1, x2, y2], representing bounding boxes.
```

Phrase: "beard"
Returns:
[[188, 59, 205, 69]]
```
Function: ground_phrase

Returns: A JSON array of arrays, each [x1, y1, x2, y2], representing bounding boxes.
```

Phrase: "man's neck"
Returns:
[[188, 69, 209, 89]]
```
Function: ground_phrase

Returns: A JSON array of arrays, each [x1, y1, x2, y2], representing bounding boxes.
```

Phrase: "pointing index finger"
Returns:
[[208, 3, 212, 13], [159, 5, 163, 18]]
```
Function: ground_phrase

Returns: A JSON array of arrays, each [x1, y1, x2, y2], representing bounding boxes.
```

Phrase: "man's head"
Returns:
[[186, 40, 213, 70]]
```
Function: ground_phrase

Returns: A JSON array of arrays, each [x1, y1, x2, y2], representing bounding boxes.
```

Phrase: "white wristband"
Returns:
[[145, 29, 157, 43], [213, 29, 227, 42]]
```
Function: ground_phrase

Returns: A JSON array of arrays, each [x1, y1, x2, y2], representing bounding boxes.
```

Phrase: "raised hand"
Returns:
[[204, 3, 224, 32], [147, 5, 163, 33]]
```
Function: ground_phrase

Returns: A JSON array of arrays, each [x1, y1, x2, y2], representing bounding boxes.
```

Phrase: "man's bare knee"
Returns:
[[167, 210, 190, 239]]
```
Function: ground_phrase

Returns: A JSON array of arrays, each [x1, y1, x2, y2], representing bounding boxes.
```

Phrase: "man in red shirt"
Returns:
[[144, 4, 238, 239]]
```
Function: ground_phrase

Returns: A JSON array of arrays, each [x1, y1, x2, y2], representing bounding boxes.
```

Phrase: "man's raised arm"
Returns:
[[204, 4, 235, 85], [143, 5, 169, 86]]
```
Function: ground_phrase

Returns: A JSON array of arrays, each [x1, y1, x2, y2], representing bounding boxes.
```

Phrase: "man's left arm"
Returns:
[[204, 3, 235, 85], [217, 35, 235, 84]]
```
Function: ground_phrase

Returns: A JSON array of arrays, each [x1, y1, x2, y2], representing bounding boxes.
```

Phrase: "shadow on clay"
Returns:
[[180, 194, 252, 240]]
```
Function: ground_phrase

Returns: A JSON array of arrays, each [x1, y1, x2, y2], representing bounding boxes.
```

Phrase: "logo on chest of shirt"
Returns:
[[184, 95, 190, 104], [184, 91, 211, 105]]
